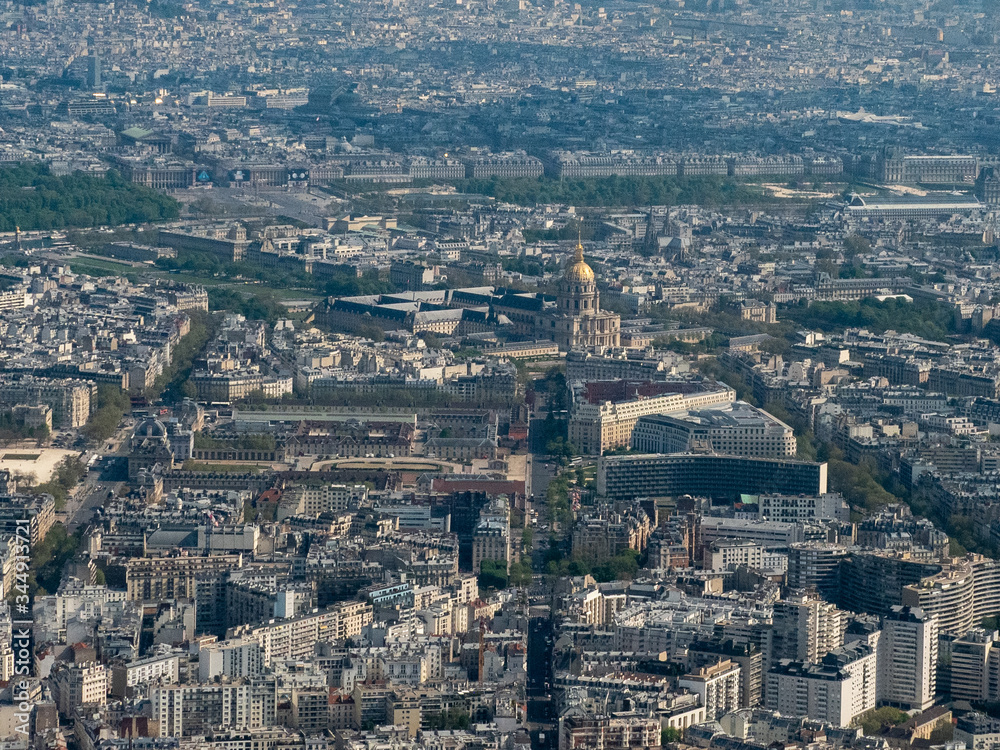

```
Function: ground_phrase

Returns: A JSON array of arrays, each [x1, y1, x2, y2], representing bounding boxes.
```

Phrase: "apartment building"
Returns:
[[279, 483, 368, 518], [570, 384, 735, 455], [879, 606, 938, 711], [679, 660, 742, 720], [700, 517, 811, 549], [901, 562, 976, 636], [630, 402, 796, 458], [571, 506, 652, 561], [758, 493, 850, 523], [559, 713, 662, 749], [771, 593, 847, 666], [0, 493, 55, 546], [0, 375, 95, 428], [199, 638, 265, 681], [766, 642, 877, 727], [151, 679, 277, 737], [564, 350, 678, 383], [703, 540, 766, 572], [688, 640, 763, 709], [289, 687, 331, 734], [190, 371, 293, 403], [233, 601, 374, 666], [838, 551, 943, 618], [956, 714, 1000, 750], [471, 498, 511, 574], [125, 554, 244, 602], [787, 543, 848, 601], [52, 662, 107, 715], [110, 653, 180, 699], [0, 288, 27, 311], [949, 628, 999, 703]]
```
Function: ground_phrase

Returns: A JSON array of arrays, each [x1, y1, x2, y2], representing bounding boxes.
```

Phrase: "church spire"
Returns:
[[564, 229, 595, 283]]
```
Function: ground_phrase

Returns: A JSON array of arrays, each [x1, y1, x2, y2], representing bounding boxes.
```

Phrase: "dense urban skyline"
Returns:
[[2, 1, 1000, 750]]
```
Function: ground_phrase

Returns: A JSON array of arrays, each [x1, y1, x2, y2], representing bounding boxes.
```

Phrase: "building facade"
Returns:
[[570, 385, 735, 456], [766, 643, 877, 728], [879, 606, 938, 711], [630, 402, 796, 458], [552, 242, 621, 351], [679, 660, 742, 720], [598, 454, 828, 501]]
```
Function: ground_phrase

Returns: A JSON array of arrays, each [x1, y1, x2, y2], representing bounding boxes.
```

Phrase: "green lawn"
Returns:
[[261, 286, 322, 301], [147, 270, 235, 286], [71, 257, 140, 272], [71, 263, 135, 278], [148, 270, 320, 300]]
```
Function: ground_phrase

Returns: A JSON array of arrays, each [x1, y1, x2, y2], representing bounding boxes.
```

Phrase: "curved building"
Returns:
[[840, 552, 1000, 637], [902, 561, 976, 636], [596, 453, 827, 501], [839, 552, 942, 618], [787, 543, 847, 601]]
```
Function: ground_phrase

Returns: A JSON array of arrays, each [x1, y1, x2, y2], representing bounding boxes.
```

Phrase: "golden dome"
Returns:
[[564, 241, 595, 283]]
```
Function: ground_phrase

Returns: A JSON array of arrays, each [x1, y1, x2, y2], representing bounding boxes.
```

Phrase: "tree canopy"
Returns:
[[31, 523, 81, 594], [478, 559, 509, 591], [458, 175, 777, 208], [83, 385, 131, 444], [0, 163, 179, 231], [783, 297, 956, 342]]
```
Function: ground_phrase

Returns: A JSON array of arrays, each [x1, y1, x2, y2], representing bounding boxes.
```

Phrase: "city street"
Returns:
[[58, 421, 133, 531], [66, 479, 122, 531]]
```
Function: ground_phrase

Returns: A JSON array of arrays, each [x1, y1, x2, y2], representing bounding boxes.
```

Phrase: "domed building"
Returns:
[[552, 241, 620, 350], [316, 239, 621, 352], [133, 417, 168, 443], [128, 415, 175, 481]]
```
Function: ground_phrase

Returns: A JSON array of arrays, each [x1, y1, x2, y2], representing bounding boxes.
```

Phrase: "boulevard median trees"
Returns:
[[543, 549, 641, 581], [30, 523, 81, 594], [546, 474, 571, 525], [28, 455, 87, 510], [151, 312, 215, 402], [83, 385, 132, 443], [546, 437, 576, 466], [509, 560, 533, 587], [477, 559, 531, 590], [592, 549, 641, 582]]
